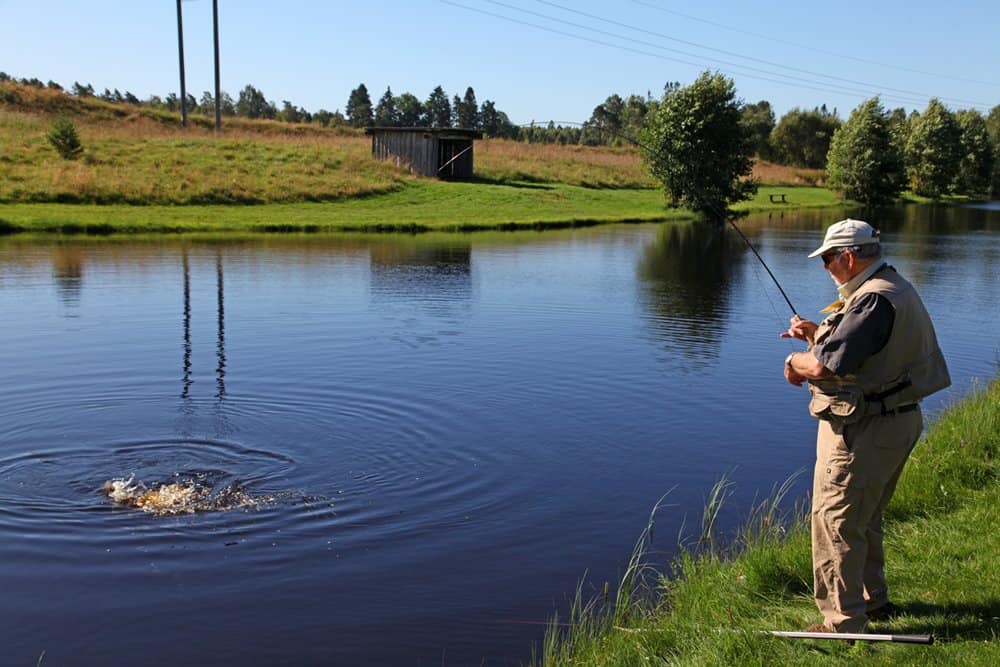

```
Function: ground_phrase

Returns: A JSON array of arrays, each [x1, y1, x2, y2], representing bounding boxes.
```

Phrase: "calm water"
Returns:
[[2, 205, 998, 665]]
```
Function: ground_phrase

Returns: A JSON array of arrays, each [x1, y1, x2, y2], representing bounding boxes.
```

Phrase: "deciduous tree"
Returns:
[[640, 71, 756, 221], [740, 100, 775, 159], [395, 92, 424, 126], [905, 98, 963, 198], [770, 106, 840, 168], [987, 104, 1000, 196], [955, 109, 994, 196], [236, 84, 275, 119], [479, 100, 516, 138], [826, 97, 905, 207]]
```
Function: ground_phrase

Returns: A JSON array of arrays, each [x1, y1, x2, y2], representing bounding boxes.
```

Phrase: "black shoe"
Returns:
[[867, 602, 901, 621]]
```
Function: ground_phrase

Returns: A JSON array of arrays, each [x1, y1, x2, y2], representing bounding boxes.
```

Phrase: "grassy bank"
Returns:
[[0, 181, 682, 234], [542, 379, 1000, 665], [0, 184, 839, 235]]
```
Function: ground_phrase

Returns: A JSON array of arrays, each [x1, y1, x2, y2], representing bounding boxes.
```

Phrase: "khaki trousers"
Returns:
[[811, 408, 923, 632]]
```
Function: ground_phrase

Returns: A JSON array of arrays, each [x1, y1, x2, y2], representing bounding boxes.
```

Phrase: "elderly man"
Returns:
[[782, 218, 950, 633]]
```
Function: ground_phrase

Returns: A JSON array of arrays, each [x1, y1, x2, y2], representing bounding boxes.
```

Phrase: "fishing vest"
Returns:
[[807, 265, 951, 424]]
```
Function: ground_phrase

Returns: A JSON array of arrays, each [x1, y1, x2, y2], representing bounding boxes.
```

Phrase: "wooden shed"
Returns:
[[365, 127, 482, 179]]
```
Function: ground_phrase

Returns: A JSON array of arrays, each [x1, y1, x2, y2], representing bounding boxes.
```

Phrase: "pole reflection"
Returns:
[[215, 249, 226, 400], [181, 248, 193, 399]]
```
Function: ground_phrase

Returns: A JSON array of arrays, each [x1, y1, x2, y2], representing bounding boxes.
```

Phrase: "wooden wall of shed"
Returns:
[[370, 132, 437, 177]]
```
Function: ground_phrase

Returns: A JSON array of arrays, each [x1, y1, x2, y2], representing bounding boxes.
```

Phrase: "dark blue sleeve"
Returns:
[[813, 293, 895, 376]]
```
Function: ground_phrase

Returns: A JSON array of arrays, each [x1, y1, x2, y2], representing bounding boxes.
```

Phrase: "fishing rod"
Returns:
[[517, 121, 799, 317], [764, 629, 934, 644]]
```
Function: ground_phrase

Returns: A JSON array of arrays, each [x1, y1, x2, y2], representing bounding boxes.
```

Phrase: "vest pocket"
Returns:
[[809, 386, 867, 426]]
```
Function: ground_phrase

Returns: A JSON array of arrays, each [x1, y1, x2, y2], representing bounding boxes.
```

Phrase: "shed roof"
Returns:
[[364, 127, 483, 140]]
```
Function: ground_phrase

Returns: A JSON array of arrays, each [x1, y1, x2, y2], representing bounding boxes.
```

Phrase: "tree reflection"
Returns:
[[637, 222, 746, 367]]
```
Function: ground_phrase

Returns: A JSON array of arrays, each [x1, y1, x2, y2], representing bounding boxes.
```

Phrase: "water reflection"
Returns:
[[215, 250, 226, 399], [369, 240, 472, 307], [52, 245, 83, 308], [368, 240, 473, 347], [178, 247, 226, 401], [637, 222, 747, 367], [182, 249, 193, 398]]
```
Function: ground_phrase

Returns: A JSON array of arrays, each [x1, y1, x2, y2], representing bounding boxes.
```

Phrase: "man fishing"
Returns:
[[781, 218, 950, 634]]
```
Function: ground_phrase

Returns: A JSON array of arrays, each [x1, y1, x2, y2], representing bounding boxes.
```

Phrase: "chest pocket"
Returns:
[[813, 312, 844, 347]]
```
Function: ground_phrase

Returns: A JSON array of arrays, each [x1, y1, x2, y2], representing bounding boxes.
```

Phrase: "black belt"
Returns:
[[866, 380, 915, 417], [882, 403, 918, 416]]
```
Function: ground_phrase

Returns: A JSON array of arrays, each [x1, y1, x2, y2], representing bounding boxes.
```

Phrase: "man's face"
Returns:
[[822, 248, 854, 285]]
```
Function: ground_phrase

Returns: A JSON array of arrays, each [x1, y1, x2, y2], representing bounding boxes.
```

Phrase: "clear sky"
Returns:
[[2, 0, 998, 124]]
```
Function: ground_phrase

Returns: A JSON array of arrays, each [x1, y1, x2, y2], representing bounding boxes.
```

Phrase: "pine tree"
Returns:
[[346, 83, 373, 128], [374, 86, 398, 126], [48, 117, 83, 160], [424, 86, 452, 128]]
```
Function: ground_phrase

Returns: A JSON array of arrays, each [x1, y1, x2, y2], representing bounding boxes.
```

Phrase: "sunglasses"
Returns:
[[822, 249, 847, 266]]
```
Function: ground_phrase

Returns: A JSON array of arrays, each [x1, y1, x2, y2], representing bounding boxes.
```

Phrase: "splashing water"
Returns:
[[101, 476, 274, 515]]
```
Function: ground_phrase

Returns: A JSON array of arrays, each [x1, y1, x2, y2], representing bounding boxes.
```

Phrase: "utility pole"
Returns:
[[212, 0, 221, 134], [176, 0, 188, 128]]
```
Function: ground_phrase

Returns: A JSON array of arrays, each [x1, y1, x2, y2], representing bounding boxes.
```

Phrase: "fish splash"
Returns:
[[101, 476, 273, 515]]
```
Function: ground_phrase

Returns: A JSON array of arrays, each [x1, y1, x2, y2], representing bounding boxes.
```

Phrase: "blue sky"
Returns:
[[2, 0, 998, 124]]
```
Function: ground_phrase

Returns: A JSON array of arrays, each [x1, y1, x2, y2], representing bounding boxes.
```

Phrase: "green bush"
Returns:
[[47, 116, 83, 159]]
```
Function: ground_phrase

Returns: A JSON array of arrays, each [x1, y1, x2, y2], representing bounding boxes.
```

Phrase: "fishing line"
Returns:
[[518, 120, 799, 318]]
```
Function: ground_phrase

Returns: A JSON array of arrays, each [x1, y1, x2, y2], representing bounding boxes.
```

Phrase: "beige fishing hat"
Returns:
[[807, 218, 880, 258]]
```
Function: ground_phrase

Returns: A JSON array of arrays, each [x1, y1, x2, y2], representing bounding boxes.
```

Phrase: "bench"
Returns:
[[769, 193, 787, 203]]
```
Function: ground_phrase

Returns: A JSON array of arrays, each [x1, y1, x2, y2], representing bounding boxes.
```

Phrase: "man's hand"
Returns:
[[784, 358, 806, 387], [781, 314, 818, 344]]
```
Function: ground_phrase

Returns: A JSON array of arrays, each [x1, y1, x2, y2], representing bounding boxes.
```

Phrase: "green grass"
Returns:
[[0, 184, 839, 235], [0, 181, 681, 234], [737, 186, 847, 212], [540, 379, 1000, 665]]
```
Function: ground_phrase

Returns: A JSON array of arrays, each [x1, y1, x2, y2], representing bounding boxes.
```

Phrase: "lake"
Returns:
[[1, 204, 998, 665]]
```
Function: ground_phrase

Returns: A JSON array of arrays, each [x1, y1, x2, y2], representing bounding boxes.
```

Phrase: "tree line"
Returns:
[[4, 70, 998, 199], [639, 71, 1000, 221], [344, 83, 518, 137]]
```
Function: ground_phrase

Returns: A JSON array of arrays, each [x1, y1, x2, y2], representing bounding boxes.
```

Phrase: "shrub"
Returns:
[[47, 116, 83, 159]]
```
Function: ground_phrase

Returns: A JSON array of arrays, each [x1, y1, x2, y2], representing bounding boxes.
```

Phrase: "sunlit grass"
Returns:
[[540, 379, 1000, 665], [1, 82, 855, 234]]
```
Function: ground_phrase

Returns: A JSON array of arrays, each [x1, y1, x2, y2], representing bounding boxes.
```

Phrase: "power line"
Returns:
[[532, 0, 992, 109], [441, 0, 992, 113], [629, 0, 1000, 89]]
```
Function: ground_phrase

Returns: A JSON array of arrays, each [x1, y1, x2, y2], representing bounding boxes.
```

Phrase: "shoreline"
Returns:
[[0, 184, 844, 236], [541, 377, 1000, 665]]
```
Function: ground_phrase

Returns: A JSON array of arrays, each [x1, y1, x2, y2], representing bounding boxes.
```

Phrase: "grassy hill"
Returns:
[[1, 80, 832, 233]]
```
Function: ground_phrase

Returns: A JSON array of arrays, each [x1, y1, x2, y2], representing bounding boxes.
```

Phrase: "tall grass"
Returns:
[[540, 379, 1000, 665], [0, 109, 404, 204]]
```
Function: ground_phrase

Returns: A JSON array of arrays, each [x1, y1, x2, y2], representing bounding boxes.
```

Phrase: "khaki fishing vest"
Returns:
[[807, 265, 951, 423]]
